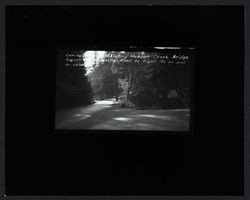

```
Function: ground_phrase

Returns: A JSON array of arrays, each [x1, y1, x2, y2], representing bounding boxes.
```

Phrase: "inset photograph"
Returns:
[[55, 47, 194, 131]]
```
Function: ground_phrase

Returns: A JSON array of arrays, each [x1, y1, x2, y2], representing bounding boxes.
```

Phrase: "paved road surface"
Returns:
[[56, 100, 190, 131], [56, 100, 116, 129]]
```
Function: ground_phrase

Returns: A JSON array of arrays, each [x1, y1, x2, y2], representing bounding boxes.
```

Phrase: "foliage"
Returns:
[[56, 50, 94, 109], [88, 62, 121, 99], [89, 51, 191, 109]]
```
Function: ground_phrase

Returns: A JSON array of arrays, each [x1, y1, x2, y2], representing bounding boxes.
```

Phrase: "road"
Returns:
[[55, 100, 190, 131], [55, 99, 116, 129]]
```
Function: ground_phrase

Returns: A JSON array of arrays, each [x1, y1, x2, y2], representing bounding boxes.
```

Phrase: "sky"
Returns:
[[84, 51, 106, 74]]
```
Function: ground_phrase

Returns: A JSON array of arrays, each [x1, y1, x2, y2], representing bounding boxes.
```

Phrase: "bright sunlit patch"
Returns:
[[113, 117, 131, 121], [72, 113, 91, 119], [73, 114, 83, 117], [139, 114, 157, 118], [95, 100, 114, 104], [138, 114, 173, 120], [81, 115, 91, 120]]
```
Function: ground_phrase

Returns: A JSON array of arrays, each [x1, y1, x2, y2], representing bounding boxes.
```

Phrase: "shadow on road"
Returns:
[[57, 104, 190, 131]]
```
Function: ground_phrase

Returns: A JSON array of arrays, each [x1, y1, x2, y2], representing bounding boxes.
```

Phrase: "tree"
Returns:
[[87, 50, 191, 109], [88, 61, 121, 99], [56, 50, 94, 109]]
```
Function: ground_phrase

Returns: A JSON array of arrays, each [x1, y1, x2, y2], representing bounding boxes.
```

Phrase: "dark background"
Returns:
[[5, 6, 244, 195]]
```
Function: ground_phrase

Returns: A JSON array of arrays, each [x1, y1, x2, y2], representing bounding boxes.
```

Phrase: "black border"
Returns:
[[1, 1, 247, 199]]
